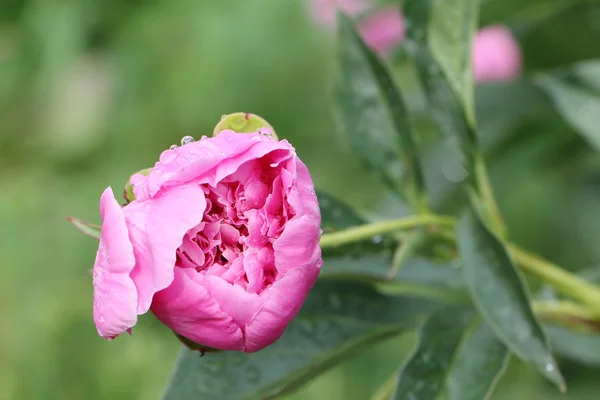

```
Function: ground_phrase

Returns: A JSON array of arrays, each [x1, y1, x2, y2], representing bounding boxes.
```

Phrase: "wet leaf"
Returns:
[[403, 0, 477, 177], [336, 12, 427, 209], [393, 309, 508, 400], [457, 206, 565, 391], [537, 61, 600, 151], [163, 282, 440, 400]]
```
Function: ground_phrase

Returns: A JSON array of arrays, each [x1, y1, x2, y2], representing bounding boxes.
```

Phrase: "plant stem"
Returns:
[[319, 214, 456, 249], [511, 245, 600, 311], [320, 215, 600, 313], [474, 154, 507, 238], [532, 300, 600, 332]]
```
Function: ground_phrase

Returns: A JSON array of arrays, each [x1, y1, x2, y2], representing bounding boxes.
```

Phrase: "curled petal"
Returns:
[[124, 184, 207, 314], [93, 188, 137, 339]]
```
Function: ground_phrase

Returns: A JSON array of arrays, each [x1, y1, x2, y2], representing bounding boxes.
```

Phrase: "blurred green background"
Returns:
[[3, 0, 600, 399]]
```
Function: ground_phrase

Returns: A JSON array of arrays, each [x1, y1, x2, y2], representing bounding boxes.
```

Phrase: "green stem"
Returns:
[[474, 153, 507, 238], [319, 214, 456, 249], [533, 300, 600, 332], [320, 215, 600, 313], [511, 246, 600, 311]]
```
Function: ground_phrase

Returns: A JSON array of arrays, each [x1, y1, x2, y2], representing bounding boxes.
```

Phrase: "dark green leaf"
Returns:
[[393, 309, 508, 400], [336, 12, 426, 209], [403, 0, 477, 176], [66, 217, 101, 240], [546, 324, 600, 366], [163, 282, 440, 400], [537, 61, 600, 151], [457, 206, 565, 390], [446, 320, 509, 400], [428, 0, 479, 122], [394, 308, 475, 400]]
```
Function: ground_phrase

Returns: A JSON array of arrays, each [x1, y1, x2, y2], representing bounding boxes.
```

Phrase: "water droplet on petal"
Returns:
[[319, 229, 324, 236], [159, 149, 177, 163], [258, 127, 273, 138], [169, 144, 178, 150], [181, 135, 195, 145], [99, 314, 105, 323], [201, 135, 208, 140]]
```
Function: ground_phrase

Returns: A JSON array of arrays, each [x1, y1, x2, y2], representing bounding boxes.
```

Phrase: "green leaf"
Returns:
[[546, 324, 600, 366], [403, 0, 477, 176], [446, 319, 510, 400], [336, 12, 426, 210], [162, 282, 440, 400], [66, 217, 101, 240], [537, 61, 600, 151], [393, 309, 508, 400], [428, 0, 479, 125], [456, 206, 565, 391]]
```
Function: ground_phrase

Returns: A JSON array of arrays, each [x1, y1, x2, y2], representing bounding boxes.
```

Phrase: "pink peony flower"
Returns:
[[358, 5, 405, 55], [308, 0, 371, 27], [92, 131, 322, 352], [472, 25, 522, 83]]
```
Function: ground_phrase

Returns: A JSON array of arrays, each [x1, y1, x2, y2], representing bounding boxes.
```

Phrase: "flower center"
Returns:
[[175, 154, 294, 294]]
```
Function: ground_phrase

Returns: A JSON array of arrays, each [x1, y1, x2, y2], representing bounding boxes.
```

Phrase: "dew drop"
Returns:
[[319, 228, 324, 236], [169, 144, 178, 150], [181, 135, 195, 145], [99, 314, 105, 323], [159, 149, 177, 163], [221, 114, 227, 120], [200, 135, 208, 140], [258, 127, 273, 138], [372, 235, 383, 244], [546, 364, 554, 372]]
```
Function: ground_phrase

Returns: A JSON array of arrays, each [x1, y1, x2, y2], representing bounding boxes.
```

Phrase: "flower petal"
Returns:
[[273, 158, 321, 275], [124, 183, 207, 314], [151, 268, 245, 351], [244, 247, 322, 352], [93, 187, 137, 339]]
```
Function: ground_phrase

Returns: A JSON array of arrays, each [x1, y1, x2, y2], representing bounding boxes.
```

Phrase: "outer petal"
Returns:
[[93, 187, 137, 339], [244, 247, 322, 352], [133, 132, 295, 201], [124, 183, 206, 314], [151, 268, 245, 351], [273, 158, 322, 275]]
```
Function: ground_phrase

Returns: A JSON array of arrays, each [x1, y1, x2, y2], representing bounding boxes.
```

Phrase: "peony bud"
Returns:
[[213, 112, 277, 140], [472, 25, 522, 83], [92, 118, 321, 353]]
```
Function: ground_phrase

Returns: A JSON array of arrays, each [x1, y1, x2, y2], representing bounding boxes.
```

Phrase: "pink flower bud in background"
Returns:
[[472, 25, 522, 83], [92, 131, 322, 353], [358, 6, 405, 55], [308, 0, 371, 28]]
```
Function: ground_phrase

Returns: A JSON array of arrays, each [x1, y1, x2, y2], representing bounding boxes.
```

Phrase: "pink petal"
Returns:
[[358, 6, 405, 55], [273, 159, 321, 276], [124, 183, 206, 314], [134, 132, 294, 201], [244, 249, 322, 353], [473, 25, 522, 83], [93, 187, 138, 339], [151, 269, 245, 351]]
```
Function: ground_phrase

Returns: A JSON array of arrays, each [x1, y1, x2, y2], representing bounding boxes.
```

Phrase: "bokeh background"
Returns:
[[3, 0, 600, 399]]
